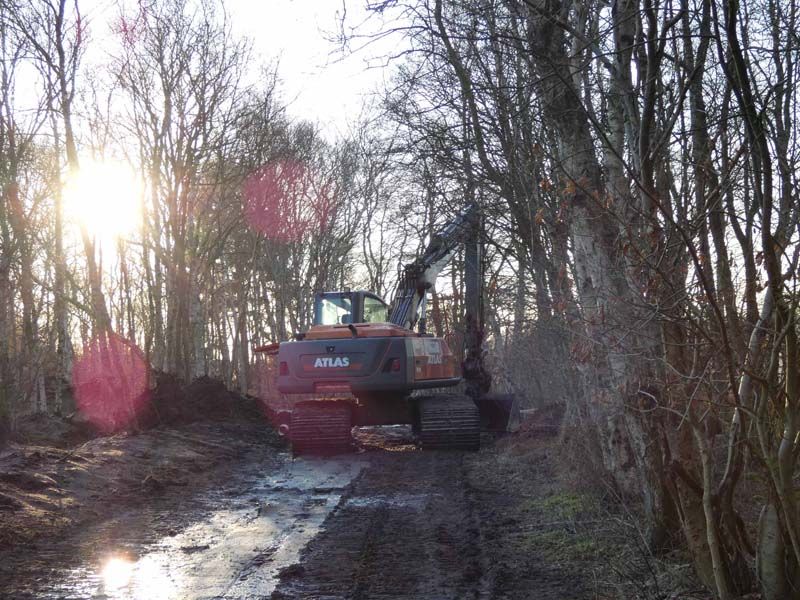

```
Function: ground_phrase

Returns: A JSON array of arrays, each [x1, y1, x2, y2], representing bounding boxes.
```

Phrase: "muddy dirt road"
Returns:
[[1, 426, 593, 599]]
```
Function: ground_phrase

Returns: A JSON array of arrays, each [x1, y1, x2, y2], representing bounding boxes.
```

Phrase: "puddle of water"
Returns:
[[14, 455, 368, 600], [344, 492, 438, 510]]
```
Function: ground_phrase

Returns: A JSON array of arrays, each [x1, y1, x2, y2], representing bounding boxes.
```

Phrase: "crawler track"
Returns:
[[290, 400, 353, 455], [417, 395, 480, 451]]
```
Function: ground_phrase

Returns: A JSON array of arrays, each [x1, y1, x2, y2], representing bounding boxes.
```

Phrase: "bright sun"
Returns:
[[63, 160, 143, 245]]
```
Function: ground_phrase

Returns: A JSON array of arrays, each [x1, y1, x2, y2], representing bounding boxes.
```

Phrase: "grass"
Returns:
[[520, 529, 600, 562], [535, 491, 592, 519], [469, 435, 706, 598]]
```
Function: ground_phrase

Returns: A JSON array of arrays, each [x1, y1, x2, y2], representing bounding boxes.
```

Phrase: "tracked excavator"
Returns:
[[260, 204, 516, 454]]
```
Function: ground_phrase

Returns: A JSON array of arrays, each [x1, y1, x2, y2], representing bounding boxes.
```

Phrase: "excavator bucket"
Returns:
[[474, 393, 520, 433]]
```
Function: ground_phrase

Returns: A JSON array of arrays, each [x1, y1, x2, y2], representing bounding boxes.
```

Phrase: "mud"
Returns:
[[0, 443, 364, 599], [271, 430, 591, 600], [0, 420, 283, 551], [2, 424, 602, 599], [272, 444, 486, 599]]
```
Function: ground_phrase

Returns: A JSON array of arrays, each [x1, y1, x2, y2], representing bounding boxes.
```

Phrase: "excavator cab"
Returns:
[[313, 291, 390, 326]]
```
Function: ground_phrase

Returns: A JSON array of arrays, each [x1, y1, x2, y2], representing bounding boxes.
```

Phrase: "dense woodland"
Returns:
[[2, 0, 800, 597]]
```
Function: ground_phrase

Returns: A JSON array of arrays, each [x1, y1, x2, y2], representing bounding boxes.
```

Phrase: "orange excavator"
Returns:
[[259, 204, 516, 453]]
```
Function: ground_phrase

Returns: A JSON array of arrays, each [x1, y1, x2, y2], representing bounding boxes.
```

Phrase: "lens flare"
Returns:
[[72, 333, 150, 433], [243, 160, 334, 243]]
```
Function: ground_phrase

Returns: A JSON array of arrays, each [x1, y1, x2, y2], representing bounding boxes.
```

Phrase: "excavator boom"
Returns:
[[388, 204, 481, 333]]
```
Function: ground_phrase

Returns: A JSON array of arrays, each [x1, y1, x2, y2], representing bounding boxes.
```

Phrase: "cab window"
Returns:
[[316, 296, 353, 325], [363, 295, 389, 324]]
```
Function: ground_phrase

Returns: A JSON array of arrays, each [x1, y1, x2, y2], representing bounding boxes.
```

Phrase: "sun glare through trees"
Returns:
[[62, 160, 143, 253]]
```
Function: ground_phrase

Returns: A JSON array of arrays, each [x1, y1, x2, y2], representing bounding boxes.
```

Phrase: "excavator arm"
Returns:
[[388, 204, 482, 333], [388, 203, 517, 430]]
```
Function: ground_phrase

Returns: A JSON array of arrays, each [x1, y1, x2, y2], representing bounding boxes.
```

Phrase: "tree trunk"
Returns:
[[758, 501, 790, 600], [190, 291, 205, 379], [518, 0, 672, 548], [0, 197, 11, 435]]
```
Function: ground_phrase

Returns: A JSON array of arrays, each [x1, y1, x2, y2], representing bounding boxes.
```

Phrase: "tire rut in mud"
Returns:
[[272, 451, 485, 600]]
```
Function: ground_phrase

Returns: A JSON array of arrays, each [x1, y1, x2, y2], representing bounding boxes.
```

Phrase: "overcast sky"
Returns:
[[78, 0, 398, 138], [228, 0, 393, 136]]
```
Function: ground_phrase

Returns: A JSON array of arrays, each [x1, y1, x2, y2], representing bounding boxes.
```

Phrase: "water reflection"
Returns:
[[6, 458, 367, 599], [99, 553, 178, 599], [101, 556, 134, 590]]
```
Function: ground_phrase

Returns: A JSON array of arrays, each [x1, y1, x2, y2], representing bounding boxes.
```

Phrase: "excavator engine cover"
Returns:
[[276, 324, 461, 396]]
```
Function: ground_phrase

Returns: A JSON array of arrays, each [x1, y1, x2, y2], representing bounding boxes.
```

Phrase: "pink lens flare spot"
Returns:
[[72, 333, 150, 433], [243, 160, 307, 242], [243, 160, 336, 243]]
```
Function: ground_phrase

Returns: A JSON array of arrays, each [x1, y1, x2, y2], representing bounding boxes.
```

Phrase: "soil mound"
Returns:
[[147, 371, 189, 425], [184, 376, 262, 421], [10, 412, 94, 448], [9, 374, 269, 447], [148, 373, 263, 426]]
